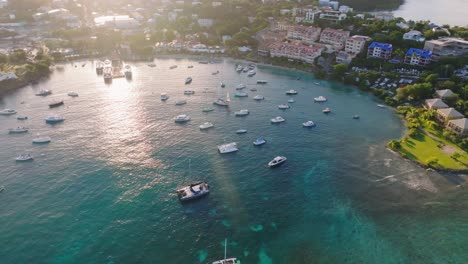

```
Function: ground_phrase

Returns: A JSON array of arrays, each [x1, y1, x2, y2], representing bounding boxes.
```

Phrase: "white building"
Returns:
[[338, 5, 353, 13], [424, 37, 468, 59], [319, 28, 350, 50], [304, 9, 322, 23], [94, 15, 140, 29], [269, 42, 323, 64], [197, 18, 214, 28], [336, 51, 353, 65], [287, 25, 321, 45], [403, 30, 425, 42], [319, 9, 347, 23], [345, 35, 371, 55]]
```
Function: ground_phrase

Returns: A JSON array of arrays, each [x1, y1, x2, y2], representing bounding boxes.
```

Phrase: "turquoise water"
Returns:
[[0, 58, 466, 263]]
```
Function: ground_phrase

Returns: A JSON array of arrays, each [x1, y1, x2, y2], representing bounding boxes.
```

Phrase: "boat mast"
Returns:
[[224, 238, 227, 261]]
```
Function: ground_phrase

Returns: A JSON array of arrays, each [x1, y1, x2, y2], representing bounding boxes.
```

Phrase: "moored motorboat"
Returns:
[[322, 108, 331, 113], [278, 104, 290, 109], [202, 107, 214, 112], [184, 90, 195, 95], [16, 115, 28, 120], [32, 137, 51, 143], [147, 63, 156, 67], [218, 142, 238, 153], [234, 92, 248, 97], [174, 114, 191, 123], [8, 127, 28, 133], [250, 88, 257, 92], [213, 93, 230, 106], [253, 95, 264, 101], [188, 65, 194, 68], [303, 121, 315, 127], [160, 93, 169, 101], [35, 89, 52, 96], [49, 100, 64, 108], [0, 109, 17, 115], [288, 98, 295, 103], [124, 65, 132, 79], [271, 116, 285, 123], [212, 70, 219, 75], [177, 182, 210, 202], [235, 84, 246, 90], [377, 104, 386, 108], [314, 96, 327, 102], [353, 115, 360, 119], [247, 70, 256, 77], [170, 65, 178, 69], [199, 122, 214, 130], [236, 129, 247, 134], [253, 137, 266, 146], [15, 154, 33, 162], [268, 156, 287, 167], [45, 116, 65, 124], [220, 82, 226, 88], [236, 65, 243, 72], [68, 92, 79, 97], [257, 80, 267, 84], [286, 89, 298, 95], [185, 77, 192, 84], [175, 100, 187, 105], [234, 109, 249, 116]]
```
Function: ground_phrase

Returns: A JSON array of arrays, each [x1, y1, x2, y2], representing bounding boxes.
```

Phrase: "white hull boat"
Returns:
[[200, 122, 214, 130], [0, 109, 17, 115], [234, 109, 249, 116], [322, 108, 331, 113], [253, 137, 266, 146], [253, 95, 264, 100], [175, 100, 187, 105], [8, 127, 28, 133], [68, 92, 79, 97], [174, 114, 191, 123], [278, 104, 290, 109], [235, 84, 246, 90], [218, 142, 238, 154], [184, 90, 195, 95], [177, 182, 210, 202], [33, 137, 51, 143], [314, 96, 327, 102], [45, 116, 65, 124], [286, 90, 298, 95], [268, 156, 287, 167], [271, 116, 285, 123], [17, 116, 28, 120], [15, 154, 33, 162], [303, 121, 315, 127], [236, 129, 247, 134], [160, 93, 169, 101]]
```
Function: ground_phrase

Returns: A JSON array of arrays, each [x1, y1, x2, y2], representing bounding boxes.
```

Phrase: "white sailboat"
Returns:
[[213, 92, 230, 107], [212, 238, 238, 264]]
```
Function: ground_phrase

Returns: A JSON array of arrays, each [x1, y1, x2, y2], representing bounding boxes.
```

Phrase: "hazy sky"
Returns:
[[393, 0, 468, 26]]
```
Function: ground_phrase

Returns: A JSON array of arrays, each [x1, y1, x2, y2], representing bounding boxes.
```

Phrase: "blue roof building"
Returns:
[[404, 48, 432, 66], [367, 42, 393, 59]]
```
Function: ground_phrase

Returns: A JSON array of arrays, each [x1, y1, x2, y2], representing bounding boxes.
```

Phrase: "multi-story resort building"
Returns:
[[404, 48, 433, 67], [345, 35, 371, 55], [423, 37, 468, 60], [367, 42, 393, 59], [269, 42, 323, 64], [287, 25, 322, 45], [319, 28, 350, 50]]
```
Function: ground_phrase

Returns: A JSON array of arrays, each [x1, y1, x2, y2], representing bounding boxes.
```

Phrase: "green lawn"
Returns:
[[398, 129, 468, 171]]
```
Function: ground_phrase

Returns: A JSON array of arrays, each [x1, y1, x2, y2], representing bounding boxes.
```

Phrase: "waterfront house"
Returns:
[[404, 48, 432, 67], [367, 42, 392, 59], [269, 42, 323, 64], [436, 108, 464, 122], [319, 28, 350, 50], [435, 89, 455, 99], [403, 30, 425, 42], [424, 38, 468, 60], [345, 35, 371, 55], [447, 118, 468, 136], [424, 99, 448, 110]]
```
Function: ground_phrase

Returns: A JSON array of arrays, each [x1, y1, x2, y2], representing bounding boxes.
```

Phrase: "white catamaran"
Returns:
[[212, 238, 239, 264]]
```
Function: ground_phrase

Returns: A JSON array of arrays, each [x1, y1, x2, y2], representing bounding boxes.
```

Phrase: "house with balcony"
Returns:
[[424, 99, 448, 110], [287, 25, 321, 45], [436, 108, 464, 122], [424, 37, 468, 60], [345, 35, 371, 55], [319, 28, 350, 50], [269, 42, 323, 64], [404, 48, 432, 67], [447, 118, 468, 136], [367, 42, 392, 59]]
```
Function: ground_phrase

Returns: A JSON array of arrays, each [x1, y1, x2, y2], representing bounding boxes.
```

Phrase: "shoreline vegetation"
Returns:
[[388, 106, 468, 172], [0, 50, 53, 95]]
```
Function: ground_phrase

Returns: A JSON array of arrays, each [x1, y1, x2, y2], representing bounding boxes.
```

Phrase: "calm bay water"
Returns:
[[0, 58, 467, 263], [393, 0, 468, 26]]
